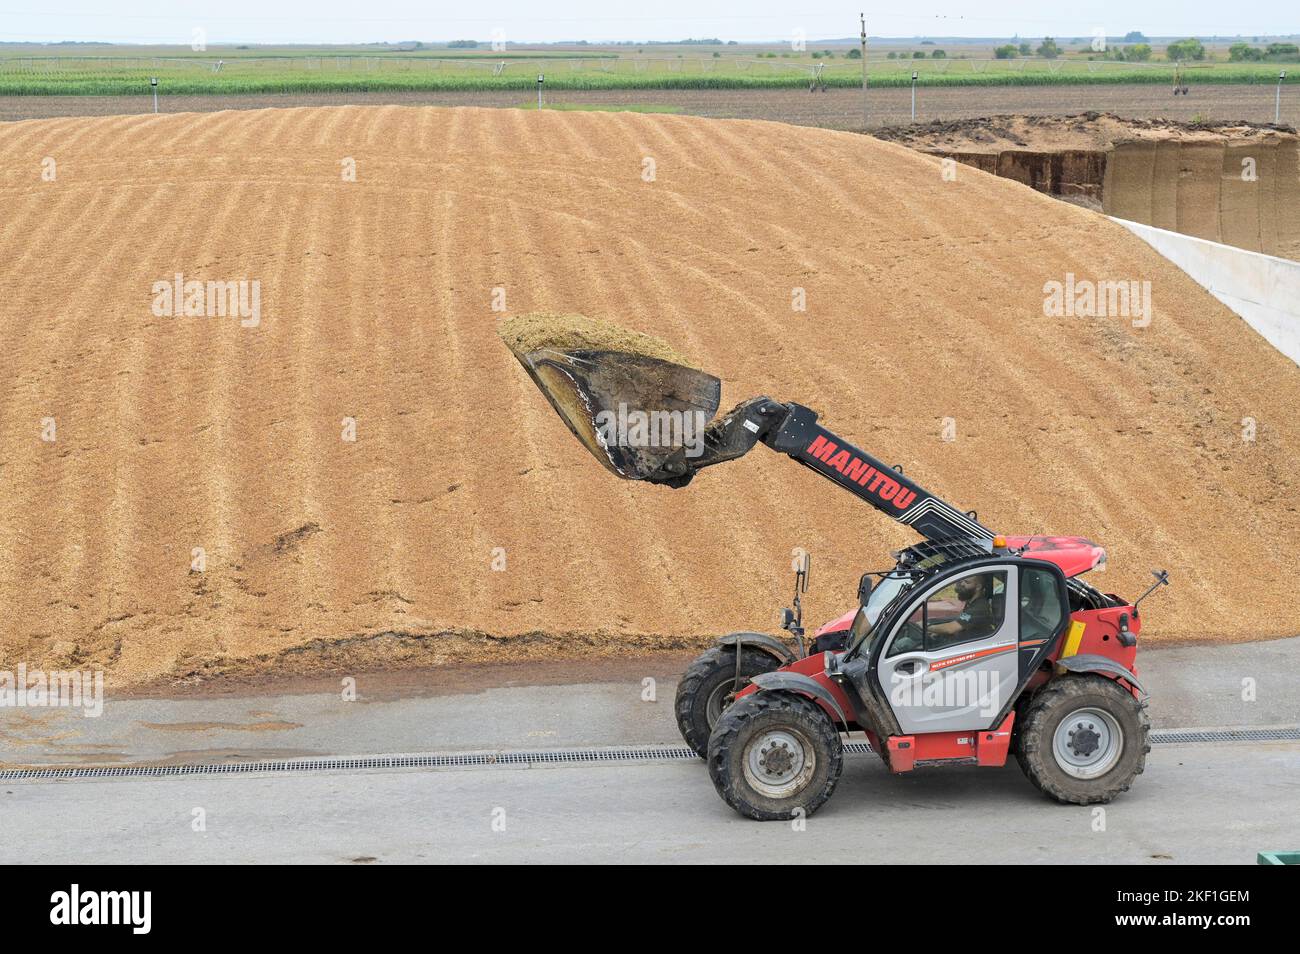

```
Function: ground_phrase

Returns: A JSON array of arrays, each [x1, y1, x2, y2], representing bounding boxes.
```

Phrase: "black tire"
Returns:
[[1016, 674, 1150, 805], [707, 691, 843, 821], [674, 646, 783, 758]]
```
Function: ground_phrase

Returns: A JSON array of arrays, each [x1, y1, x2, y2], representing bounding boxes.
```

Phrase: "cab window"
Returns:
[[1019, 566, 1064, 640], [887, 569, 1007, 656]]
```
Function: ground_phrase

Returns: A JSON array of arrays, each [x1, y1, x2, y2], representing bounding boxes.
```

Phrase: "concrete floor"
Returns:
[[4, 637, 1296, 768], [3, 638, 1297, 863], [2, 742, 1294, 864]]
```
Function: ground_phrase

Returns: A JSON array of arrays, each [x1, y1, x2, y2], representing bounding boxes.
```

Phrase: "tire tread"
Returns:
[[674, 646, 780, 758], [707, 691, 843, 821], [1016, 674, 1150, 805]]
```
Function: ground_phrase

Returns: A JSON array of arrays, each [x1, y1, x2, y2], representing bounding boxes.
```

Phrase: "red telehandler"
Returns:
[[505, 317, 1169, 821]]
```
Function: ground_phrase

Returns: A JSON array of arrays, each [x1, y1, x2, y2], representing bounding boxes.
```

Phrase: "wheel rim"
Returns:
[[705, 680, 740, 728], [742, 727, 816, 799], [1052, 706, 1124, 779]]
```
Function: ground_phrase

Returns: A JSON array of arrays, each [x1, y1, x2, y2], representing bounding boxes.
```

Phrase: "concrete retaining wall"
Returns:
[[1113, 217, 1300, 367]]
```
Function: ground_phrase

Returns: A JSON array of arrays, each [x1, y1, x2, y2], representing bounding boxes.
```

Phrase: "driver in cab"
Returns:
[[928, 574, 998, 649], [891, 573, 1000, 655]]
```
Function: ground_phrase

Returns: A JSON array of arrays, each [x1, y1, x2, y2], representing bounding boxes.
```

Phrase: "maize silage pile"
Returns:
[[1, 105, 1297, 688]]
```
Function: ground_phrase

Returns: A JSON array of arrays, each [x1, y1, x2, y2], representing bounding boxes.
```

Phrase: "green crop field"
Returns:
[[0, 42, 1293, 96]]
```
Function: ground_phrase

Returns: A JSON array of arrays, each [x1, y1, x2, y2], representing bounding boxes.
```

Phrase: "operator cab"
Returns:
[[832, 537, 1088, 737]]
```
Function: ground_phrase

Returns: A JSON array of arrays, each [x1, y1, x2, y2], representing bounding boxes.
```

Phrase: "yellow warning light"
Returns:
[[992, 535, 1007, 549]]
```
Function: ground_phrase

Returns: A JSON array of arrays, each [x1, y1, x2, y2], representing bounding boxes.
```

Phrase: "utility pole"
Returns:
[[859, 12, 868, 130], [911, 70, 918, 122], [150, 76, 158, 113], [1278, 71, 1287, 125]]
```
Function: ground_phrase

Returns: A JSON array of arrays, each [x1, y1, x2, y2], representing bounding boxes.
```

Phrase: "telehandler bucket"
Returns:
[[500, 314, 721, 482]]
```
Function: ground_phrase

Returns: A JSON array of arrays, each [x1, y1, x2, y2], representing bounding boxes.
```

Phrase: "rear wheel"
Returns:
[[1016, 674, 1149, 804], [707, 691, 843, 821], [674, 646, 782, 758]]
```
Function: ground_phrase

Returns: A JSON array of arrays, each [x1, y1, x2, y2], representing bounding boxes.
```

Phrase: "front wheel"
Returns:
[[674, 646, 782, 758], [1016, 674, 1150, 804], [707, 691, 843, 821]]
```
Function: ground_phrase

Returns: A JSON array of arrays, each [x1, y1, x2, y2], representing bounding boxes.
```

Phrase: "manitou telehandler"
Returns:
[[503, 315, 1168, 821]]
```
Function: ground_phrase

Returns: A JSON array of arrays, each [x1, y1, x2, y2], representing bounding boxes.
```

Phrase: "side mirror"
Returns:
[[857, 573, 874, 606], [781, 607, 795, 629]]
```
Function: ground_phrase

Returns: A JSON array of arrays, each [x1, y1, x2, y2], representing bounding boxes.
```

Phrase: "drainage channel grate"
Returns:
[[0, 746, 701, 781], [1151, 726, 1300, 745], [3, 728, 1295, 782]]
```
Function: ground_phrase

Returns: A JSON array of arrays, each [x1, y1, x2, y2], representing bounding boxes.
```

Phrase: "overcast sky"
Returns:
[[0, 2, 1293, 45]]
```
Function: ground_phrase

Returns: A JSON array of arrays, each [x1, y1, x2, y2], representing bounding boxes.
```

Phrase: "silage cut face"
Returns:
[[513, 347, 722, 481]]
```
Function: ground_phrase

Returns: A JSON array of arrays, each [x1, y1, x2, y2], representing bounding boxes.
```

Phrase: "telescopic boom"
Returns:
[[653, 396, 993, 542], [501, 317, 992, 544]]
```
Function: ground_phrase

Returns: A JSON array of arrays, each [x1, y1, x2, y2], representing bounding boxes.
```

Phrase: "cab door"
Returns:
[[876, 564, 1019, 734]]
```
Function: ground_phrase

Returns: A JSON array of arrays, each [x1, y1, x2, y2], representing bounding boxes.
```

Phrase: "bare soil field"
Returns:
[[2, 105, 1298, 688], [0, 83, 1294, 129]]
